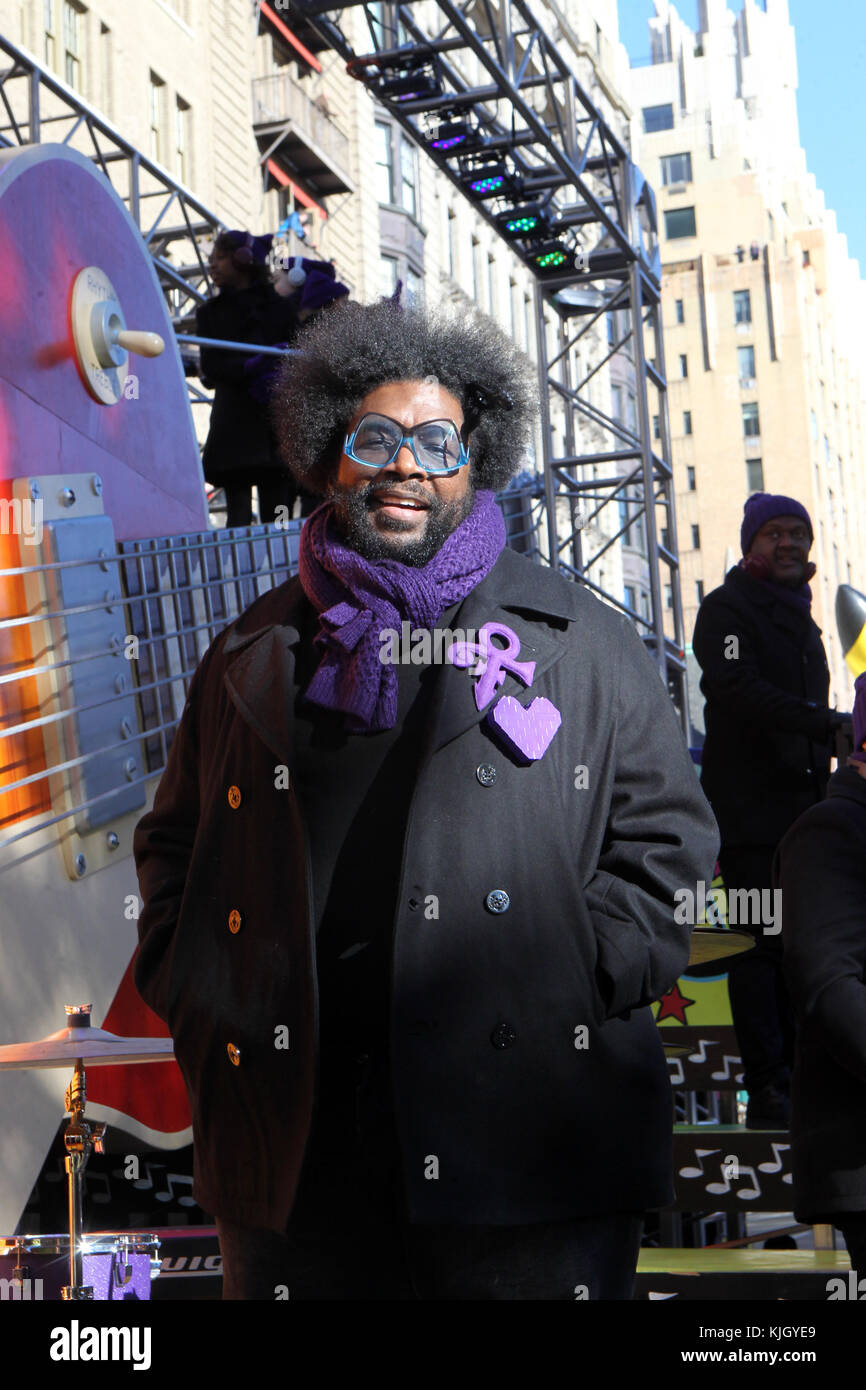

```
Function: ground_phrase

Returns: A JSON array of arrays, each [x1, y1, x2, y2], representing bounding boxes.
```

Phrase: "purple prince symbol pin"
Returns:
[[450, 620, 561, 763]]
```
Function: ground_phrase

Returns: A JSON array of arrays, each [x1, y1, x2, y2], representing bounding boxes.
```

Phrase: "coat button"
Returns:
[[228, 908, 243, 934], [476, 763, 497, 786], [227, 1042, 241, 1066], [227, 784, 242, 809], [485, 889, 510, 913], [491, 1023, 517, 1049]]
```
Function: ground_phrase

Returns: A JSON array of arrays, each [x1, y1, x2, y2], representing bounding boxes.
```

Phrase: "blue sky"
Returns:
[[617, 0, 866, 272]]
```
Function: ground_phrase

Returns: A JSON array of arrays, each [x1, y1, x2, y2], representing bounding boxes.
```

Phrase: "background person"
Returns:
[[692, 493, 850, 1128], [134, 300, 719, 1300], [197, 229, 299, 527], [774, 670, 866, 1278]]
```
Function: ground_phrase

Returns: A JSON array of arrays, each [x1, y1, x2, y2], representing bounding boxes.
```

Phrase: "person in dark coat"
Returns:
[[774, 669, 866, 1279], [133, 300, 719, 1300], [692, 494, 850, 1128], [197, 229, 308, 528]]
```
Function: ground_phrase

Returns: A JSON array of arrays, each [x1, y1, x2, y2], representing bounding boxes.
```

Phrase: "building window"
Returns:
[[664, 583, 673, 610], [399, 137, 419, 218], [734, 289, 752, 324], [374, 121, 393, 203], [99, 21, 112, 117], [683, 410, 692, 435], [176, 97, 191, 183], [823, 434, 830, 464], [691, 524, 701, 548], [471, 238, 483, 304], [675, 298, 684, 324], [643, 103, 674, 133], [612, 384, 624, 423], [746, 458, 764, 492], [607, 311, 616, 345], [652, 414, 660, 440], [379, 254, 398, 298], [679, 353, 688, 378], [687, 466, 696, 490], [737, 344, 755, 381], [664, 207, 697, 240], [487, 253, 496, 316], [405, 265, 424, 306], [742, 402, 760, 437], [447, 209, 457, 278], [696, 579, 705, 603], [509, 278, 518, 339], [63, 0, 82, 89], [149, 72, 165, 163], [44, 0, 56, 68], [660, 152, 692, 185], [624, 584, 636, 613], [524, 294, 532, 354]]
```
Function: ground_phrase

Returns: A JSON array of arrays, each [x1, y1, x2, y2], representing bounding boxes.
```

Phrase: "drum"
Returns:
[[0, 1232, 160, 1300]]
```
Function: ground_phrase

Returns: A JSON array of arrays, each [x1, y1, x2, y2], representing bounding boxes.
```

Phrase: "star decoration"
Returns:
[[656, 981, 696, 1024]]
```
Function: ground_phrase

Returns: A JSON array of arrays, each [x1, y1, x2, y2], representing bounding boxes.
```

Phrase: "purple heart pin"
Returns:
[[487, 694, 561, 764]]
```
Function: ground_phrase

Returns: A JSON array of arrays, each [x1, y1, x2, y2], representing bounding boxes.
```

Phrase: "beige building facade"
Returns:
[[631, 0, 866, 709]]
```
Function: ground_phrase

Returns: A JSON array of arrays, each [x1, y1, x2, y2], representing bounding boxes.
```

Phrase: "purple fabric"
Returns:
[[740, 492, 813, 555], [851, 672, 866, 765], [300, 269, 350, 313], [297, 489, 507, 731], [225, 229, 273, 265], [738, 554, 815, 611]]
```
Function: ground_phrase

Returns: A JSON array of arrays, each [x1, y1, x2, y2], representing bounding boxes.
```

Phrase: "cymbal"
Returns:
[[0, 1025, 174, 1071], [688, 927, 755, 966]]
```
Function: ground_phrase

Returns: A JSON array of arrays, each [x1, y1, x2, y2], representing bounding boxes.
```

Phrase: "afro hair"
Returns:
[[270, 299, 538, 496]]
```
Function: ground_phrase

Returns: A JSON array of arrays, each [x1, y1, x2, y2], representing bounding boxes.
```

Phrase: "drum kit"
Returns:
[[0, 1004, 173, 1300]]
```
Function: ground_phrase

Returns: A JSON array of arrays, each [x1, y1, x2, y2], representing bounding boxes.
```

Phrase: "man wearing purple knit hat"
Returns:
[[134, 300, 718, 1300], [693, 493, 851, 1129]]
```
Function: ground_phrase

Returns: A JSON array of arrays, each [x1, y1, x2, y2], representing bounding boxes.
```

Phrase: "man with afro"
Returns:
[[134, 299, 719, 1300]]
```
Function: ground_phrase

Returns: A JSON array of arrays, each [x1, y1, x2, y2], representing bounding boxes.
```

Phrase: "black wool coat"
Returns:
[[196, 283, 298, 478], [133, 545, 720, 1232], [773, 764, 866, 1222], [692, 565, 832, 847]]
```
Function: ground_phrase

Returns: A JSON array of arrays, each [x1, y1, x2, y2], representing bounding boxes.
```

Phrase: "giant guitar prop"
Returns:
[[0, 143, 297, 1235]]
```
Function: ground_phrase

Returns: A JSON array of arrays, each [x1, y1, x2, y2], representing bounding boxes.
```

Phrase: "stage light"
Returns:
[[466, 164, 508, 196], [431, 120, 470, 150], [380, 69, 440, 102], [532, 241, 572, 270], [500, 203, 547, 237]]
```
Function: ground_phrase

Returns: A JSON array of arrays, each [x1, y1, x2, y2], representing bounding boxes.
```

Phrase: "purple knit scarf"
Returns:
[[738, 555, 814, 612], [297, 489, 506, 731]]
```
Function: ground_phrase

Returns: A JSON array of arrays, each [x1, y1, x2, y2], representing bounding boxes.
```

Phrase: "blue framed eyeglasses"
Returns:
[[343, 412, 470, 475]]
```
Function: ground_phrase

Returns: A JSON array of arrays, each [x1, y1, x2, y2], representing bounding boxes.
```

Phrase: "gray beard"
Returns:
[[326, 477, 476, 567]]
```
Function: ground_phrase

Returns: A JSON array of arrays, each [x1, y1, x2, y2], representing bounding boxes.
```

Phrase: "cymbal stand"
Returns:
[[61, 1054, 106, 1300]]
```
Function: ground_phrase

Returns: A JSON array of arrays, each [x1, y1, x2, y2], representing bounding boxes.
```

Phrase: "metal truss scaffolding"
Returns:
[[293, 0, 687, 725]]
